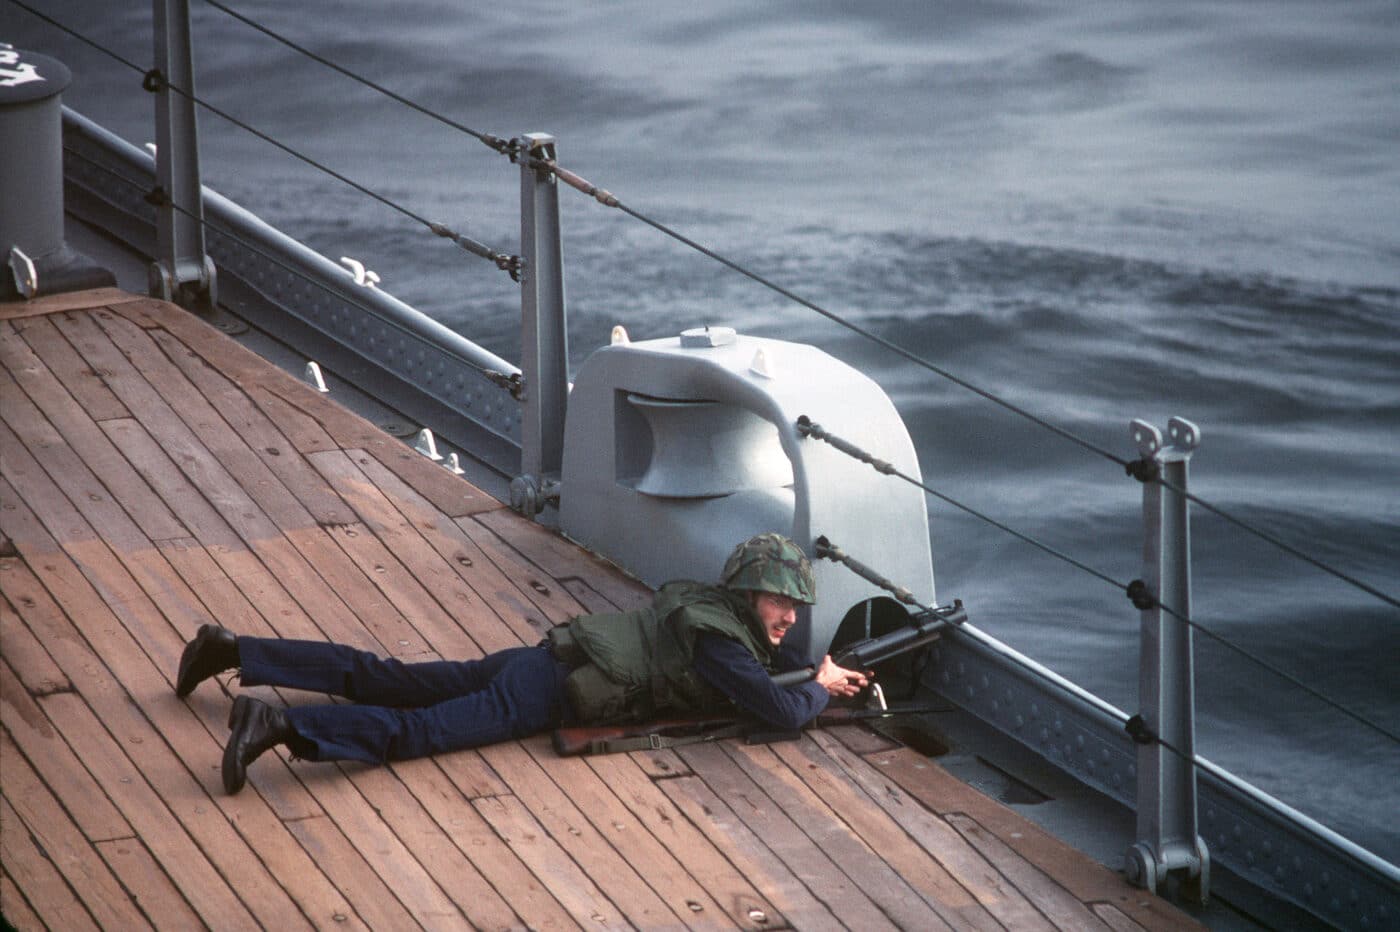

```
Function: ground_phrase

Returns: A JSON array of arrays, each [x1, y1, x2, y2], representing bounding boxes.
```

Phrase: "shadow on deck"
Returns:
[[0, 289, 1201, 930]]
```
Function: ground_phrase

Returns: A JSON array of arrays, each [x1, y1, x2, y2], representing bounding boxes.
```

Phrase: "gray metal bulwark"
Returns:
[[1125, 416, 1209, 903], [516, 132, 569, 505], [150, 0, 216, 306]]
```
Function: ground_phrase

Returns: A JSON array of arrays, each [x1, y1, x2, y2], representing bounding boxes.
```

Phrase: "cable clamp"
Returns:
[[1126, 579, 1157, 610], [144, 185, 170, 207], [481, 133, 516, 157], [1125, 714, 1156, 745], [142, 68, 165, 93], [1125, 457, 1160, 483], [495, 253, 523, 282]]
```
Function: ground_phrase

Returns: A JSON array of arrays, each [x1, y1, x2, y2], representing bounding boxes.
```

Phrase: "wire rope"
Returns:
[[799, 418, 1400, 747], [63, 145, 519, 392], [6, 0, 516, 273], [202, 0, 512, 154]]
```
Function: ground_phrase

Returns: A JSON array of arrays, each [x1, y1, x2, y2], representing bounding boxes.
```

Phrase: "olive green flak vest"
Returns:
[[548, 581, 777, 723]]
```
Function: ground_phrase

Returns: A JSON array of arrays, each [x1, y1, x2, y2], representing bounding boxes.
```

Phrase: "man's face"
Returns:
[[752, 591, 798, 646]]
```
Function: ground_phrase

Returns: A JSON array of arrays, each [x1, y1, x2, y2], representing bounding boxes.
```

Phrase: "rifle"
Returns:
[[552, 702, 940, 756], [772, 536, 966, 687]]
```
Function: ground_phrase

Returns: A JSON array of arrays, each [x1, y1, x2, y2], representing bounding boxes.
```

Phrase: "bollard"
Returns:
[[0, 45, 114, 300]]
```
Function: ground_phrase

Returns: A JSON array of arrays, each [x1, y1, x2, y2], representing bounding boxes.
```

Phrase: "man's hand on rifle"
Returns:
[[814, 655, 870, 698]]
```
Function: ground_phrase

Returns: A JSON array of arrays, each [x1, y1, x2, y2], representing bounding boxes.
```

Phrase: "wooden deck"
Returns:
[[0, 288, 1202, 930]]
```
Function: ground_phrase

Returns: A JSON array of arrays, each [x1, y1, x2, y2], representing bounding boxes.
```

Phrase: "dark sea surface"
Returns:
[[8, 1, 1399, 863]]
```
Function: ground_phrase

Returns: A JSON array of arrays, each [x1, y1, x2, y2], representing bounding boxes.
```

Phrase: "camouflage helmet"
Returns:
[[720, 533, 816, 604]]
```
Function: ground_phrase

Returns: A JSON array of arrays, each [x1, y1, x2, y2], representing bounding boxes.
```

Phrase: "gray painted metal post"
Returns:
[[151, 0, 215, 306], [515, 133, 569, 508], [1125, 416, 1210, 904]]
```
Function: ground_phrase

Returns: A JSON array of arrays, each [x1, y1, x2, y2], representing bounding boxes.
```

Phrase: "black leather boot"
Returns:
[[222, 696, 295, 795], [175, 624, 239, 697]]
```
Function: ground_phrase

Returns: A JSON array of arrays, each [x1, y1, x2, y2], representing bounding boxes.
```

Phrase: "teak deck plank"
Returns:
[[479, 738, 687, 928], [87, 309, 433, 658], [4, 316, 130, 437], [800, 730, 1036, 930], [391, 754, 580, 931], [347, 448, 557, 646], [341, 762, 524, 930], [582, 750, 778, 930], [864, 747, 1198, 930], [1, 870, 50, 932], [657, 772, 837, 931], [0, 286, 140, 318], [732, 738, 983, 931], [2, 656, 130, 844], [146, 325, 357, 527], [675, 741, 902, 931], [0, 488, 341, 916], [0, 729, 148, 930], [278, 813, 412, 931], [0, 290, 1207, 932], [473, 506, 654, 611], [1, 796, 103, 932], [92, 837, 204, 931], [518, 734, 749, 930], [945, 812, 1116, 931], [472, 792, 628, 928]]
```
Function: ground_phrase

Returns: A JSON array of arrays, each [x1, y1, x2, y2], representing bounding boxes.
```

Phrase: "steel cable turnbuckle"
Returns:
[[534, 159, 620, 208], [428, 222, 522, 281]]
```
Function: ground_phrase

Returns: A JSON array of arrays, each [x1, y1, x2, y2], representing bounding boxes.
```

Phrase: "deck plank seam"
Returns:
[[517, 735, 762, 929], [0, 490, 355, 929], [299, 448, 530, 656], [342, 450, 560, 648], [66, 309, 438, 662], [479, 741, 698, 929], [729, 737, 979, 931], [4, 669, 253, 929], [458, 516, 604, 632], [1, 734, 167, 930], [800, 731, 1020, 930], [0, 793, 109, 932], [680, 741, 915, 930], [393, 758, 584, 930], [130, 311, 522, 663], [734, 737, 1002, 931], [580, 749, 786, 930]]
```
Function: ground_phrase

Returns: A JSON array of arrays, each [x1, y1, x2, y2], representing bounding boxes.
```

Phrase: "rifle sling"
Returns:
[[585, 722, 751, 755]]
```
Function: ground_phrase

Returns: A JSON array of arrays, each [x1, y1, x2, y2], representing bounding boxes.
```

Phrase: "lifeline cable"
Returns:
[[7, 0, 518, 276], [202, 0, 516, 156], [797, 416, 1400, 748], [63, 145, 522, 397], [518, 151, 1128, 468], [1162, 478, 1400, 611]]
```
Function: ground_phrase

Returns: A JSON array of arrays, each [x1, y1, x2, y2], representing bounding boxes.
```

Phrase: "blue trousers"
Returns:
[[238, 637, 571, 764]]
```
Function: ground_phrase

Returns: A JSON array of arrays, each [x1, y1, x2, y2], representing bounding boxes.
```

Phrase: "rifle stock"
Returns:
[[552, 716, 738, 756], [552, 704, 939, 756]]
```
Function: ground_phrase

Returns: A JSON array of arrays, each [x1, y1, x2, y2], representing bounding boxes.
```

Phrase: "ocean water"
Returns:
[[8, 1, 1399, 863]]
